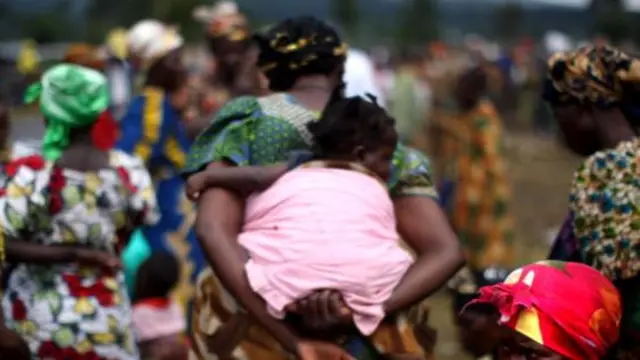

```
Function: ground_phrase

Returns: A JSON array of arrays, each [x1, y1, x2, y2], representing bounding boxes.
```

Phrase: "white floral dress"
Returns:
[[0, 150, 159, 360]]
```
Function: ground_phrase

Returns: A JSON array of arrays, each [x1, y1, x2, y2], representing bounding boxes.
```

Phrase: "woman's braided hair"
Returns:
[[254, 16, 347, 91], [308, 86, 396, 159]]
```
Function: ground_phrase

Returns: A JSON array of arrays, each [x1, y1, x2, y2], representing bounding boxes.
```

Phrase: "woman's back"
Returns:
[[2, 150, 157, 253]]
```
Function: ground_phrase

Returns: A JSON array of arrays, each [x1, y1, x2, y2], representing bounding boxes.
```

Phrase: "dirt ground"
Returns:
[[428, 132, 581, 360]]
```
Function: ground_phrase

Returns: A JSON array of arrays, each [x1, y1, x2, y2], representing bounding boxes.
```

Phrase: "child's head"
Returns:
[[308, 94, 397, 180], [135, 252, 180, 301], [451, 267, 509, 358]]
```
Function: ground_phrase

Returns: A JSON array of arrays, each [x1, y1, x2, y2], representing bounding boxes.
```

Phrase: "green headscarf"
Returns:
[[24, 64, 110, 160]]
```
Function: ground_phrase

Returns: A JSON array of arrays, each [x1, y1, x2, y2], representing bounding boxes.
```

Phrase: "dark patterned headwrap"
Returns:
[[253, 16, 347, 91], [542, 45, 640, 108]]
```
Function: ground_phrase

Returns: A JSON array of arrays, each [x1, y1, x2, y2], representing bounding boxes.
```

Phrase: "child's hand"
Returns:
[[285, 290, 353, 332], [186, 172, 207, 201]]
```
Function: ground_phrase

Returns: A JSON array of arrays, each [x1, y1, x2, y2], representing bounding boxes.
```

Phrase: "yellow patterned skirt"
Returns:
[[188, 268, 436, 360]]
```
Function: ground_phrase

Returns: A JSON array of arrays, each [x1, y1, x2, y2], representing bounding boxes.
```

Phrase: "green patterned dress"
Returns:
[[185, 93, 438, 360]]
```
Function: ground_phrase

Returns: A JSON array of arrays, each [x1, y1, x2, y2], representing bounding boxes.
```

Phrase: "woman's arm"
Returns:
[[6, 242, 121, 270], [194, 162, 300, 354], [384, 196, 464, 314], [0, 320, 30, 359], [186, 163, 288, 199]]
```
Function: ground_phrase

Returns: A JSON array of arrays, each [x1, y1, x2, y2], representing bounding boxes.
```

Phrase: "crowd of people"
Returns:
[[0, 1, 639, 360]]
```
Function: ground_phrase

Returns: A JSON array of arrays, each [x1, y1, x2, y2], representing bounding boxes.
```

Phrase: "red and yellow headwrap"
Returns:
[[467, 261, 621, 360]]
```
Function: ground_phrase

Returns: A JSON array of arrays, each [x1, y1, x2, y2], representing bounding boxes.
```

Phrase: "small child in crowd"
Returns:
[[449, 267, 508, 359], [132, 252, 189, 360], [186, 94, 418, 355]]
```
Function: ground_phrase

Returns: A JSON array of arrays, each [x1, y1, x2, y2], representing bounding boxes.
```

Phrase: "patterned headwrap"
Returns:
[[467, 261, 621, 360], [193, 1, 249, 41], [542, 45, 640, 107], [140, 28, 184, 69], [24, 64, 110, 160], [127, 19, 165, 55], [254, 16, 347, 90]]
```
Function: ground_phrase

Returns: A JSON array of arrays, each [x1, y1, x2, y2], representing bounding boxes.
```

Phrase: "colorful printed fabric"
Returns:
[[543, 45, 640, 107], [438, 99, 514, 269], [190, 267, 432, 360], [569, 137, 640, 349], [184, 94, 437, 198], [468, 261, 621, 360], [24, 64, 110, 161], [0, 151, 159, 359], [185, 93, 438, 360], [117, 87, 199, 310], [570, 138, 640, 281]]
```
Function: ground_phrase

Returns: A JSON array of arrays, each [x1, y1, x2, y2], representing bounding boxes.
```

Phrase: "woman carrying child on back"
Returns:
[[188, 95, 423, 359], [185, 16, 462, 360]]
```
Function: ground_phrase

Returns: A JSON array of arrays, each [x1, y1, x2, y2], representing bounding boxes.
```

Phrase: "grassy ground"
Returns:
[[429, 132, 581, 359]]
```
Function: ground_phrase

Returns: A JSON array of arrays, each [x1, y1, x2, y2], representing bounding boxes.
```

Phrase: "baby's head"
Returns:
[[308, 94, 397, 180], [135, 252, 180, 301]]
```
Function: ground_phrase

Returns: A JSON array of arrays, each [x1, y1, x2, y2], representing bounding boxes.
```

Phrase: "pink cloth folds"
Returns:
[[132, 300, 186, 342], [240, 167, 414, 335]]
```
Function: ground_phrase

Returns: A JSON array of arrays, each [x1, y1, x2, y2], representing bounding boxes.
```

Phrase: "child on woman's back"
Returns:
[[187, 96, 414, 338]]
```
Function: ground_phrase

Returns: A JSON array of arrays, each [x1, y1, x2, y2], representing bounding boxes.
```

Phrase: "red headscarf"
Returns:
[[467, 261, 621, 360], [91, 111, 119, 151]]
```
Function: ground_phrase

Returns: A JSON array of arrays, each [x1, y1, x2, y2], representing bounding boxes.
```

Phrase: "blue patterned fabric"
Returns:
[[116, 87, 201, 308]]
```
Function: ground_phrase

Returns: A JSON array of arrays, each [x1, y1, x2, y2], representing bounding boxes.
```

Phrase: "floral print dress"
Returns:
[[0, 151, 159, 359]]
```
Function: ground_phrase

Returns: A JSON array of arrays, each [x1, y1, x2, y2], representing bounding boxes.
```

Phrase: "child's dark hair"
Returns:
[[135, 252, 180, 300], [307, 86, 397, 159]]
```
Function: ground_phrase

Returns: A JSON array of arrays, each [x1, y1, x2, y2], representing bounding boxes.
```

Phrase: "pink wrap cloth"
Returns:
[[240, 166, 414, 335], [132, 298, 186, 342]]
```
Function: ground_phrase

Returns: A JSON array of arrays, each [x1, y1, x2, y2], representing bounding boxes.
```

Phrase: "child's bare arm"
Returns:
[[187, 164, 288, 200]]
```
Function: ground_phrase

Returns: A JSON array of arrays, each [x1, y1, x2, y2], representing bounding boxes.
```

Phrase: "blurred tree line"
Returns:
[[1, 0, 640, 48], [0, 0, 440, 47]]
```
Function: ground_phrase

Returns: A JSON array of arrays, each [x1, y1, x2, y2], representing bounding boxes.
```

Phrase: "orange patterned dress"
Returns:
[[439, 99, 515, 269]]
